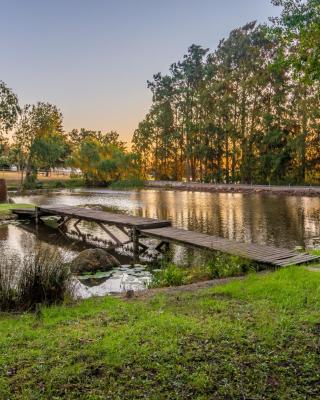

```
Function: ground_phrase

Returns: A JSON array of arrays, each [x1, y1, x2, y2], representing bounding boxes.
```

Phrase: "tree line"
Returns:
[[1, 0, 319, 187], [132, 0, 320, 184]]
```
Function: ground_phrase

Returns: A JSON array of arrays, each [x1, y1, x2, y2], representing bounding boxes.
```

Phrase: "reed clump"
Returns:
[[0, 246, 71, 312]]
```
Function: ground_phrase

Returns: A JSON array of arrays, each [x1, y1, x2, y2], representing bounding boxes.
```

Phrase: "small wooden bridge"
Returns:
[[12, 205, 320, 267]]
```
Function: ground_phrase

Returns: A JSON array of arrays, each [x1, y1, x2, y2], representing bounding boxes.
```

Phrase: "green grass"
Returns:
[[0, 267, 319, 399], [6, 178, 85, 191], [0, 203, 34, 216]]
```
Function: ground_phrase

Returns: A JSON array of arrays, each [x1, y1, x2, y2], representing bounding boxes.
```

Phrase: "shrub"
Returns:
[[150, 263, 187, 288], [22, 174, 43, 190], [109, 178, 145, 190], [0, 246, 71, 312], [207, 253, 257, 279], [149, 252, 259, 288], [45, 180, 66, 189], [65, 178, 85, 188]]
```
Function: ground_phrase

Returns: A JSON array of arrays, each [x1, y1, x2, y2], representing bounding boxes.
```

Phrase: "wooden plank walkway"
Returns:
[[141, 226, 320, 267], [37, 205, 172, 229]]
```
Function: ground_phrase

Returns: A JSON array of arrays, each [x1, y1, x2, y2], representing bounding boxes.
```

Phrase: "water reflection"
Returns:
[[13, 189, 320, 248], [76, 265, 152, 297], [0, 222, 154, 297]]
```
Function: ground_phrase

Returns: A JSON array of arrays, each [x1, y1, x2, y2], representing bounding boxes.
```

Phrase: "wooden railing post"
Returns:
[[132, 227, 140, 261]]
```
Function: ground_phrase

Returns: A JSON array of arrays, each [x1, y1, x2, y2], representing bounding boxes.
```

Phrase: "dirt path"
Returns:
[[118, 275, 247, 300]]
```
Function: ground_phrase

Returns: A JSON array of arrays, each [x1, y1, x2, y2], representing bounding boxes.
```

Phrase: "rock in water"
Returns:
[[70, 248, 121, 274]]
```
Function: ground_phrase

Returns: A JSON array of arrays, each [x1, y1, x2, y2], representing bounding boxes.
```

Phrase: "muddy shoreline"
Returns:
[[145, 181, 320, 197]]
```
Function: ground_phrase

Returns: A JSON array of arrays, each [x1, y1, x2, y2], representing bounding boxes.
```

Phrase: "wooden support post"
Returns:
[[35, 206, 39, 226], [98, 223, 122, 246], [74, 219, 84, 240], [155, 241, 170, 253], [116, 225, 130, 237], [57, 216, 72, 237], [132, 227, 140, 261]]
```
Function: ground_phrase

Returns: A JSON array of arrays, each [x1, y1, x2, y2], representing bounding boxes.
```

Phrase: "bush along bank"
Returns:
[[150, 252, 261, 288]]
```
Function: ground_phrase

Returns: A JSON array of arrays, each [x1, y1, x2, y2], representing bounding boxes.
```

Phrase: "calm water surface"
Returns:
[[13, 188, 320, 248], [1, 188, 319, 295]]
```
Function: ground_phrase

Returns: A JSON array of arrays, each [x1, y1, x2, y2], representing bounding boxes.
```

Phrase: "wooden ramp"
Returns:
[[141, 226, 320, 267]]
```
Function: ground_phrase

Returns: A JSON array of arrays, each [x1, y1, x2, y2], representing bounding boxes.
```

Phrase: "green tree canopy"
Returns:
[[132, 3, 320, 184], [13, 102, 65, 185], [70, 136, 138, 185], [0, 81, 20, 137]]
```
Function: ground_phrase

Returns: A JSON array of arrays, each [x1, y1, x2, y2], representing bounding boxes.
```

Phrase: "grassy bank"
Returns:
[[0, 267, 319, 399], [38, 178, 85, 190], [0, 171, 81, 189], [0, 171, 85, 190], [0, 203, 34, 214]]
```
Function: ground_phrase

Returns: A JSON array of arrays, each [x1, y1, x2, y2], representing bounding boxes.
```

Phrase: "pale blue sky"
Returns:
[[0, 0, 280, 142]]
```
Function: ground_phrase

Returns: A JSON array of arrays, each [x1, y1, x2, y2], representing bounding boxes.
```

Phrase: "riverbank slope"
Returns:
[[0, 267, 319, 399], [146, 180, 320, 197]]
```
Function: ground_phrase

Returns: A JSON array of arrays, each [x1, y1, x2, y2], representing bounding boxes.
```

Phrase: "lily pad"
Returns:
[[77, 270, 114, 280]]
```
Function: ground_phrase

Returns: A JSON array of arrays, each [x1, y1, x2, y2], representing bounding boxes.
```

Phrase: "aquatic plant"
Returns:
[[0, 246, 71, 312], [0, 256, 19, 310], [207, 252, 257, 279], [150, 252, 258, 288]]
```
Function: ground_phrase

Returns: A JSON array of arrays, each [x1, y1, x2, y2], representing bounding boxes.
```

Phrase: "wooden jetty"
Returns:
[[12, 205, 320, 267]]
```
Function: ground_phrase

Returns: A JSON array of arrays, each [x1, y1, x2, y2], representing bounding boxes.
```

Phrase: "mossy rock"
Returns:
[[70, 248, 121, 274]]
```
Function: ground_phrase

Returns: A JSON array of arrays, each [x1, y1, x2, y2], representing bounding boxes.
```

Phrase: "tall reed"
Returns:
[[0, 246, 71, 312]]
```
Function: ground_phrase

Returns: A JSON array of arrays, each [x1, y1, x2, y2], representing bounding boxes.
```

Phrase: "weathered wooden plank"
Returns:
[[38, 206, 172, 229], [11, 208, 36, 217], [141, 227, 320, 267]]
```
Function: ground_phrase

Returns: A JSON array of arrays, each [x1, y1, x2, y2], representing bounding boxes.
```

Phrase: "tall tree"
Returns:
[[14, 102, 64, 186]]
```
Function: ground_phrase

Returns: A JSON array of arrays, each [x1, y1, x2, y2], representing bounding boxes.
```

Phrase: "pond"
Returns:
[[2, 188, 320, 296]]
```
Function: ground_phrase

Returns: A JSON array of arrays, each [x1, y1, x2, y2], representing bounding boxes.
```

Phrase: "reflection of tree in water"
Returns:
[[134, 190, 320, 248], [0, 224, 8, 241]]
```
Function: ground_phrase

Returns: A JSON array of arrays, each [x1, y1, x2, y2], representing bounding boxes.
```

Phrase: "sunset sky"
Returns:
[[1, 0, 279, 143]]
